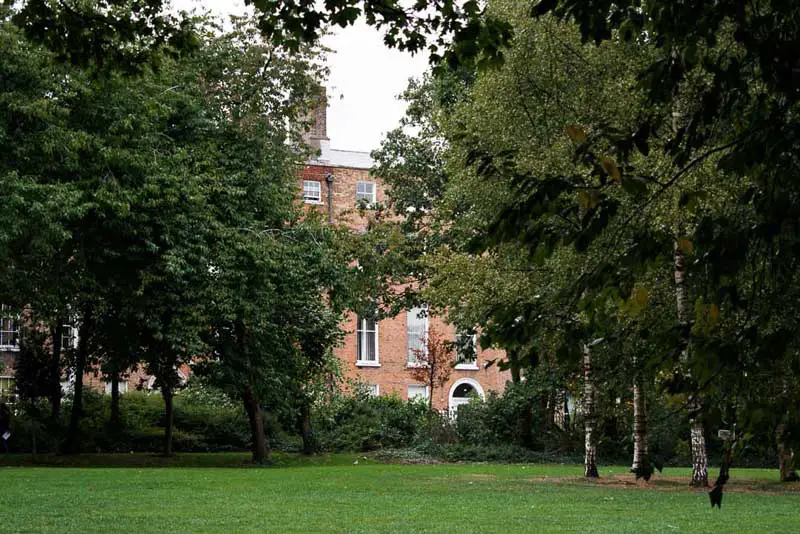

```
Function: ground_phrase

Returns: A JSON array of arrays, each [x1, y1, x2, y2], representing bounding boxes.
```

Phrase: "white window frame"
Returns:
[[356, 181, 376, 206], [367, 383, 380, 397], [0, 375, 17, 403], [61, 322, 78, 351], [356, 316, 380, 367], [406, 305, 428, 367], [407, 384, 429, 401], [454, 331, 479, 370], [303, 180, 323, 204], [0, 305, 20, 351], [104, 380, 129, 395]]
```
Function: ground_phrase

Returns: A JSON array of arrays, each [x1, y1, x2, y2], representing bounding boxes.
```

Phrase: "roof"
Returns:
[[309, 141, 374, 170]]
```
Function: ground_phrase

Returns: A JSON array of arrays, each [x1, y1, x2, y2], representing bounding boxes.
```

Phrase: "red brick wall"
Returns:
[[299, 162, 510, 410]]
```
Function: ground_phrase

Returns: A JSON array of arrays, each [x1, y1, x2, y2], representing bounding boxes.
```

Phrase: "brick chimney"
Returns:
[[306, 87, 330, 152]]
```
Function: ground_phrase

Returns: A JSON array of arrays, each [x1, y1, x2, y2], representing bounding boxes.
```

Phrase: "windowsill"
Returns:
[[303, 200, 324, 205], [406, 361, 426, 369], [455, 363, 479, 371], [356, 360, 381, 368], [0, 346, 20, 352]]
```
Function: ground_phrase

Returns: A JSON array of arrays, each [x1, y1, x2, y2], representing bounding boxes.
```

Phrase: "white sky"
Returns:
[[172, 0, 429, 153]]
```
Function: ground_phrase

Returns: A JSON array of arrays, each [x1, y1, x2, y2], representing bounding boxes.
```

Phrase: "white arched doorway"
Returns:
[[448, 378, 485, 416]]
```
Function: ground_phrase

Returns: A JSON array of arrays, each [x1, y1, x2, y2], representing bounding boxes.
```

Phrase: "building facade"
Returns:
[[299, 107, 510, 412]]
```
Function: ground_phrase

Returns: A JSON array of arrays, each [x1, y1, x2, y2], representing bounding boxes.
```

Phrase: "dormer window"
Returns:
[[303, 180, 322, 204], [356, 181, 376, 206]]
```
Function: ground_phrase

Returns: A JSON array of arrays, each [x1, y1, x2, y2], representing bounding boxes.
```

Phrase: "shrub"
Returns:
[[313, 390, 428, 452], [6, 384, 253, 453], [454, 382, 545, 448]]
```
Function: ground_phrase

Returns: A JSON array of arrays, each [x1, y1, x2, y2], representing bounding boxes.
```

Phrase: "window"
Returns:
[[408, 384, 428, 401], [104, 380, 129, 395], [356, 181, 376, 206], [356, 316, 379, 366], [0, 376, 16, 404], [454, 330, 478, 369], [367, 384, 380, 397], [0, 305, 20, 351], [61, 323, 78, 351], [303, 180, 322, 204], [406, 306, 428, 365]]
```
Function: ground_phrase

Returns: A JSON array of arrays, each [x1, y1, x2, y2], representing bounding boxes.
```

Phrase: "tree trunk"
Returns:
[[109, 372, 121, 428], [518, 398, 535, 449], [50, 321, 63, 420], [553, 389, 568, 429], [689, 418, 708, 485], [776, 423, 798, 481], [300, 399, 314, 455], [161, 384, 174, 457], [631, 377, 649, 478], [63, 307, 91, 454], [675, 244, 709, 487], [243, 384, 269, 464], [508, 349, 521, 384], [583, 344, 599, 478]]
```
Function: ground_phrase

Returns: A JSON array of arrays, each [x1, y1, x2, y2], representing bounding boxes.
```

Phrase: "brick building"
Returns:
[[299, 101, 510, 412]]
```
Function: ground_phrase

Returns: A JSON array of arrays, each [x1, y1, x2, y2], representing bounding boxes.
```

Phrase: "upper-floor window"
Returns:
[[356, 315, 379, 366], [303, 180, 322, 204], [356, 181, 376, 206], [0, 305, 20, 351], [455, 330, 478, 369], [406, 305, 428, 365]]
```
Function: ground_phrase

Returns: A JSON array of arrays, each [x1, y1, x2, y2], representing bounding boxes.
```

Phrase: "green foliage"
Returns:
[[313, 389, 429, 452], [13, 326, 57, 402], [8, 388, 252, 454]]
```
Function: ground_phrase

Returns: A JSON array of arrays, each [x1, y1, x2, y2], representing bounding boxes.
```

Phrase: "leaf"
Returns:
[[621, 176, 648, 196], [632, 287, 649, 307], [677, 238, 694, 254], [577, 189, 600, 210], [565, 125, 588, 144], [600, 156, 621, 181], [708, 303, 720, 328]]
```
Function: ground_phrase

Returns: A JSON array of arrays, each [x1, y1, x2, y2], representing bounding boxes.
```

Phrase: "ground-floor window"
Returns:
[[104, 380, 129, 395], [407, 384, 428, 401], [0, 376, 16, 404], [356, 316, 379, 365]]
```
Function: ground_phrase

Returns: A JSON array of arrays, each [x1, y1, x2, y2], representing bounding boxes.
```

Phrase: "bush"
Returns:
[[6, 384, 253, 453], [313, 390, 428, 452], [454, 382, 546, 448]]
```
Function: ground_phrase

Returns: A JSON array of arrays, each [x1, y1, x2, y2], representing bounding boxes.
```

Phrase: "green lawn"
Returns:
[[1, 454, 798, 533]]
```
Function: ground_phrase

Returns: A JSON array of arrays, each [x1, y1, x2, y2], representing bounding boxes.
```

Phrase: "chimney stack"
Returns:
[[306, 87, 330, 152]]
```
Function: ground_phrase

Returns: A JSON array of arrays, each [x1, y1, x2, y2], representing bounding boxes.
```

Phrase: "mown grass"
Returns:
[[1, 453, 798, 533]]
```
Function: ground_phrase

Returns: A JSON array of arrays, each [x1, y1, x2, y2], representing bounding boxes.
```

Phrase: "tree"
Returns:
[[408, 327, 454, 412]]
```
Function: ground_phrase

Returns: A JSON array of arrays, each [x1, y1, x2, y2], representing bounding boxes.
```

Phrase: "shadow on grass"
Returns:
[[0, 452, 375, 469]]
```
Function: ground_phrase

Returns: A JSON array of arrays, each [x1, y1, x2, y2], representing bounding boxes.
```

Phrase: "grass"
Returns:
[[1, 453, 799, 533]]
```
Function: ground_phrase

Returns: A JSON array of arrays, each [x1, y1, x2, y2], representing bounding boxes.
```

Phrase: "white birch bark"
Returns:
[[583, 344, 598, 478], [675, 244, 708, 486], [631, 376, 649, 476]]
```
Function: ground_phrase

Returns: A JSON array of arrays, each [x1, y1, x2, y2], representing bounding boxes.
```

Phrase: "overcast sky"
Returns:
[[173, 0, 429, 153]]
